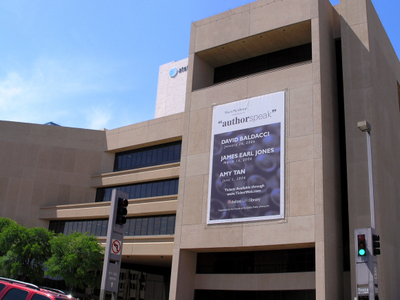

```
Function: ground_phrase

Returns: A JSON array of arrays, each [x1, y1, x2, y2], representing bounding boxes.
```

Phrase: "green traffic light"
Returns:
[[358, 234, 367, 256]]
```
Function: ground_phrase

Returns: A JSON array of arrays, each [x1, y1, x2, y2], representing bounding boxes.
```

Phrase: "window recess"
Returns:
[[192, 20, 312, 90]]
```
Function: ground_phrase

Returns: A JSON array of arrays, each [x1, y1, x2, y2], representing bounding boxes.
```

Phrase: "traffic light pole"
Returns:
[[355, 228, 379, 299], [100, 189, 129, 300]]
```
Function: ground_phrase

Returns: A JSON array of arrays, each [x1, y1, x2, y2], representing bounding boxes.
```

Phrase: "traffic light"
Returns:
[[116, 198, 128, 225], [358, 234, 367, 256], [372, 234, 381, 256]]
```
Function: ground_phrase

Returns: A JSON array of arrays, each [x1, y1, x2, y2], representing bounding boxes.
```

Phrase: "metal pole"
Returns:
[[111, 292, 117, 300], [100, 200, 116, 300], [357, 120, 376, 229], [365, 130, 376, 229]]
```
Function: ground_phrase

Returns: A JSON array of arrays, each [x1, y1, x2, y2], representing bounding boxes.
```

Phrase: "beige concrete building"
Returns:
[[0, 0, 399, 299]]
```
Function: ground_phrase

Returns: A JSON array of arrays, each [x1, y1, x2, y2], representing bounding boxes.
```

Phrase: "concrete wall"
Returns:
[[340, 0, 400, 298], [0, 121, 107, 228], [105, 113, 184, 152]]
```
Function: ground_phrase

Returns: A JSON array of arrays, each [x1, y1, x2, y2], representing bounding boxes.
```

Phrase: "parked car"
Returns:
[[0, 277, 79, 300]]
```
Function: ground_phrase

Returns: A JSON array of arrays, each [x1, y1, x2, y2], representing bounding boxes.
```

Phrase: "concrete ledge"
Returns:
[[90, 163, 180, 187], [39, 196, 178, 220]]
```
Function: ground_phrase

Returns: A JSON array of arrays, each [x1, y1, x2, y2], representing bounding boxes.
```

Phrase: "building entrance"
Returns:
[[115, 265, 170, 300]]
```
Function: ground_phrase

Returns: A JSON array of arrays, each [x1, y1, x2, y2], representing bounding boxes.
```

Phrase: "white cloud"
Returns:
[[0, 56, 133, 128], [0, 72, 32, 108], [0, 70, 46, 123], [85, 106, 112, 130]]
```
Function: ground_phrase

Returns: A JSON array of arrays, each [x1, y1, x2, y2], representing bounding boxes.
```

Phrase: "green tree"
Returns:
[[0, 218, 18, 256], [45, 232, 104, 289], [0, 217, 16, 232], [0, 218, 54, 283]]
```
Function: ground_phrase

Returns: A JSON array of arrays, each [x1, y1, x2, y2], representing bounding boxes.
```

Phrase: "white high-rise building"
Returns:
[[155, 58, 188, 118]]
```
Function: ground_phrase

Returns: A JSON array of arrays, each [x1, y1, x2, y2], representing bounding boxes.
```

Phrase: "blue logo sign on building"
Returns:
[[169, 66, 188, 78], [169, 68, 178, 78]]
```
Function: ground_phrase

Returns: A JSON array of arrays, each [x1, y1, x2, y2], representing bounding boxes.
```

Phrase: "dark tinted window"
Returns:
[[197, 248, 315, 274], [2, 288, 29, 300], [214, 43, 312, 84], [0, 283, 5, 292], [114, 141, 182, 172], [95, 179, 179, 202], [49, 215, 176, 237], [32, 294, 51, 300]]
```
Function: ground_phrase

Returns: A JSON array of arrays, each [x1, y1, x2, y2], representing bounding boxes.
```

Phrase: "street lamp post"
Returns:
[[355, 120, 379, 300], [357, 120, 376, 229]]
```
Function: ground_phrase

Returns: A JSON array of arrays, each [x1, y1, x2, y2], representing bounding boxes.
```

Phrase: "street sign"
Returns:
[[106, 263, 120, 293], [109, 231, 124, 262], [111, 239, 122, 255]]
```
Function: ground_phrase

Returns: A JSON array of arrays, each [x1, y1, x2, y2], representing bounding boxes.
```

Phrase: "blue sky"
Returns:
[[0, 0, 398, 130]]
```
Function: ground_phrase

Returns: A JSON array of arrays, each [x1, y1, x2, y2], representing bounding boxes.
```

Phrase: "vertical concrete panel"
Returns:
[[191, 55, 214, 91], [169, 249, 197, 300], [315, 0, 344, 298], [187, 109, 210, 155], [315, 241, 326, 299], [288, 85, 314, 137], [182, 175, 204, 225], [289, 160, 315, 217]]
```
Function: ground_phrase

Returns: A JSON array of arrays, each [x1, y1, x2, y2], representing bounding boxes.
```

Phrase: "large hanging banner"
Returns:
[[207, 91, 285, 224]]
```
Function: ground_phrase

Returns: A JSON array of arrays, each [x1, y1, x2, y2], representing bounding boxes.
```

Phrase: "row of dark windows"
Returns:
[[95, 178, 179, 202], [124, 215, 175, 236], [196, 248, 315, 274], [194, 290, 316, 300], [114, 141, 182, 172], [214, 43, 312, 84], [49, 215, 176, 237]]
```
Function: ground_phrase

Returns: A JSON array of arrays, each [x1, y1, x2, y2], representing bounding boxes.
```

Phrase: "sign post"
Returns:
[[100, 189, 129, 300]]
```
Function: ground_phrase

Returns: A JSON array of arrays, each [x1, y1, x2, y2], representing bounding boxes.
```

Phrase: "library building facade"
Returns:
[[0, 0, 399, 299]]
